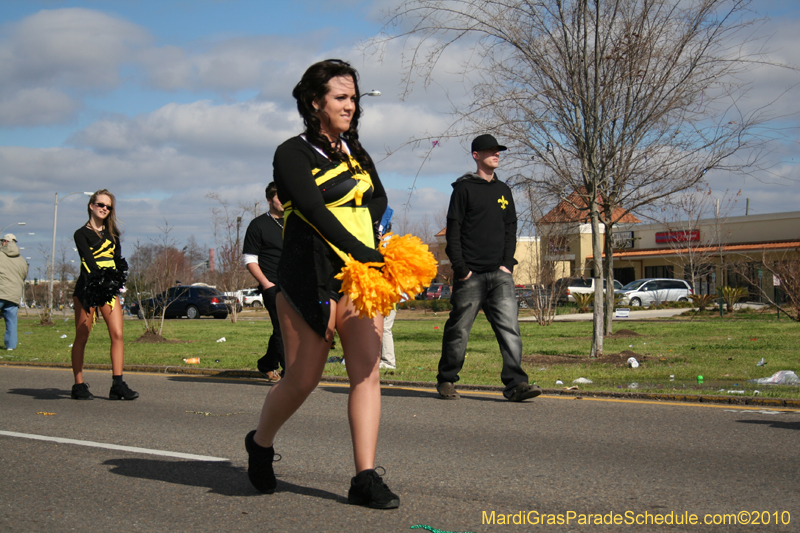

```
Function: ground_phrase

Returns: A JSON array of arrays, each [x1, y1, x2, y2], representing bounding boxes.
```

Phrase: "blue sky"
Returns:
[[1, 0, 799, 278]]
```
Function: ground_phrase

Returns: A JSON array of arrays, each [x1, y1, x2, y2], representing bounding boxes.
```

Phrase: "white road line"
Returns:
[[0, 430, 229, 462]]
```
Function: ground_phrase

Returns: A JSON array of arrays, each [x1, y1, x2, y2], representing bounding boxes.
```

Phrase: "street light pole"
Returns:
[[0, 222, 26, 234], [49, 192, 94, 311]]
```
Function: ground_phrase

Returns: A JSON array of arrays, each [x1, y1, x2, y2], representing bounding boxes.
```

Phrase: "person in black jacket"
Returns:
[[71, 189, 138, 401], [243, 60, 398, 509], [436, 135, 541, 402]]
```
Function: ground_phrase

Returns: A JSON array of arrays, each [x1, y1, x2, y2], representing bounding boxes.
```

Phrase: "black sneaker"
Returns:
[[508, 383, 542, 402], [245, 430, 281, 494], [347, 468, 400, 509], [109, 380, 139, 400], [71, 383, 94, 400]]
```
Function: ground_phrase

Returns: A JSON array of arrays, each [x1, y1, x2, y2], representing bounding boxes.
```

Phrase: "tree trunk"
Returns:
[[590, 202, 604, 358], [603, 225, 615, 336]]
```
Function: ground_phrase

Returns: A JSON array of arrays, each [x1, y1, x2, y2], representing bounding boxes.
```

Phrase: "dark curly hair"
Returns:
[[292, 59, 374, 172]]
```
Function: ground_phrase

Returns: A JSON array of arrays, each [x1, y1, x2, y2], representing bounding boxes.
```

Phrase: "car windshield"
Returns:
[[621, 280, 647, 291]]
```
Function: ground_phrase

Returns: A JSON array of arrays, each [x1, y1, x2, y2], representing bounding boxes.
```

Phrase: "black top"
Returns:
[[445, 172, 518, 280], [272, 136, 386, 337], [273, 136, 386, 264], [74, 225, 120, 273], [242, 213, 283, 284], [72, 225, 122, 309]]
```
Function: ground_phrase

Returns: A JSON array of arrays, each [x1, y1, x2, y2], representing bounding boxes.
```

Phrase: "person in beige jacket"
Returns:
[[0, 234, 29, 350]]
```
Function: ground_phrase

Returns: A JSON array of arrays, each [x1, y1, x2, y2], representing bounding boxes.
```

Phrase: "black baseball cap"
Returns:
[[471, 134, 507, 152]]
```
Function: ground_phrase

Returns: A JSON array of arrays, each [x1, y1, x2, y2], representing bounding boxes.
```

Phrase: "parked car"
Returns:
[[615, 278, 693, 307], [222, 291, 244, 313], [425, 283, 452, 300], [130, 286, 230, 319], [242, 288, 263, 307], [555, 277, 623, 303], [516, 285, 554, 309]]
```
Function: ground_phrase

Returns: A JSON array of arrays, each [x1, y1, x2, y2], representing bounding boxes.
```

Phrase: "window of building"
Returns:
[[645, 265, 674, 279]]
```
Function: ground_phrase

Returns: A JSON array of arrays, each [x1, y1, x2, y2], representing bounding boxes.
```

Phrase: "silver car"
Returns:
[[615, 278, 693, 307]]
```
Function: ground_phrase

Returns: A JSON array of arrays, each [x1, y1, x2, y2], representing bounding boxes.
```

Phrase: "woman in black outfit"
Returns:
[[244, 60, 398, 509], [71, 189, 138, 401]]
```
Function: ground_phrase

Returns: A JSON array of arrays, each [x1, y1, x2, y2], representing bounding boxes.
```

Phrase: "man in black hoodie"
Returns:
[[436, 135, 541, 402]]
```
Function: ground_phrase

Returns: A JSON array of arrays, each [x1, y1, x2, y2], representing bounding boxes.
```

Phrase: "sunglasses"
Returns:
[[94, 202, 113, 210]]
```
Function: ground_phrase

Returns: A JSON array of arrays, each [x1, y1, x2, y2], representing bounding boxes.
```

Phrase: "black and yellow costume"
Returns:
[[73, 225, 126, 312], [274, 136, 387, 338]]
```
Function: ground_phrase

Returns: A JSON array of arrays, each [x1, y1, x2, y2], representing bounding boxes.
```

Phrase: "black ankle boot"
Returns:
[[244, 430, 280, 494]]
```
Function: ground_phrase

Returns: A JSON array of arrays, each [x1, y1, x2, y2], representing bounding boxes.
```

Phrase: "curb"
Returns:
[[4, 361, 799, 409]]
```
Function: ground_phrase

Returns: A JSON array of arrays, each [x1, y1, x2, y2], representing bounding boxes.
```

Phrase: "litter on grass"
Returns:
[[749, 370, 800, 385], [60, 334, 67, 339], [756, 357, 766, 367], [573, 377, 593, 384], [627, 357, 639, 368], [183, 357, 200, 364], [216, 337, 226, 343]]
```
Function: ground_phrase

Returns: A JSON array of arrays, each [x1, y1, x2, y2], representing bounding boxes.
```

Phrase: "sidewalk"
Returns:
[[520, 307, 687, 322], [521, 302, 767, 322]]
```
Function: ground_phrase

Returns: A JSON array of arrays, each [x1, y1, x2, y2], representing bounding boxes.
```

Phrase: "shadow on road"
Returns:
[[167, 375, 271, 387], [7, 387, 70, 400], [736, 419, 800, 431], [103, 457, 346, 502]]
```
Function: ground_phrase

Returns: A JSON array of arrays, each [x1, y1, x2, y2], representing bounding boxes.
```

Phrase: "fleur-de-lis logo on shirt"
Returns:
[[497, 195, 509, 210]]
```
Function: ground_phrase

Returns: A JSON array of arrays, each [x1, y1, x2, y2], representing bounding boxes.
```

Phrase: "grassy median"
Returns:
[[5, 307, 799, 399]]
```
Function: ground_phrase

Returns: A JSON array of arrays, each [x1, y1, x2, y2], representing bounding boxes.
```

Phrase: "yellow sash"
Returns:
[[284, 156, 376, 263]]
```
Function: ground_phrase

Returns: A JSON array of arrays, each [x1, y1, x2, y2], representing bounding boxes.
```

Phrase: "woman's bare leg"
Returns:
[[337, 296, 383, 473], [98, 296, 124, 375], [71, 297, 94, 384], [253, 293, 335, 448]]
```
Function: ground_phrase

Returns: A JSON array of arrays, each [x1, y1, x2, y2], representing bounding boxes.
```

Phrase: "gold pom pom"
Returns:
[[336, 233, 439, 318]]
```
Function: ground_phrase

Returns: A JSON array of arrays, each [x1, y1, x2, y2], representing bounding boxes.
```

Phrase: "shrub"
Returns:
[[720, 286, 748, 313], [689, 293, 717, 313], [573, 292, 594, 313]]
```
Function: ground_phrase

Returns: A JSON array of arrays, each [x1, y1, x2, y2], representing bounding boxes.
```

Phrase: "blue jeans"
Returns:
[[0, 299, 19, 350], [437, 269, 528, 398]]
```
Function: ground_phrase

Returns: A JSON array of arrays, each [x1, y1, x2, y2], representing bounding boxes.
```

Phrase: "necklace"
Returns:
[[268, 213, 284, 229]]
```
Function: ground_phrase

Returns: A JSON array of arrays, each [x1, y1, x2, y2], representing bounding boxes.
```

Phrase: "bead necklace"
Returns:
[[269, 213, 284, 229]]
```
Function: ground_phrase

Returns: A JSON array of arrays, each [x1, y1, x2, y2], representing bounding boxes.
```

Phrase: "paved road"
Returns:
[[2, 366, 798, 532]]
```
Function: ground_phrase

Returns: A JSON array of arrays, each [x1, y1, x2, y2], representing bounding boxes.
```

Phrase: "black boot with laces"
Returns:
[[109, 379, 139, 400], [347, 467, 400, 509], [71, 383, 94, 400], [245, 430, 281, 494]]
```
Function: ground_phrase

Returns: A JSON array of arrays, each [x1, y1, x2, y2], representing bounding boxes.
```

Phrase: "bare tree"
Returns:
[[376, 0, 781, 356], [653, 186, 741, 293], [128, 221, 189, 337], [206, 192, 251, 322]]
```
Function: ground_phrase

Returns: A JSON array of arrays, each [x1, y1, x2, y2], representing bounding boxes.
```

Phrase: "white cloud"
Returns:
[[69, 100, 300, 156], [0, 8, 150, 126], [0, 87, 79, 126], [0, 8, 149, 89]]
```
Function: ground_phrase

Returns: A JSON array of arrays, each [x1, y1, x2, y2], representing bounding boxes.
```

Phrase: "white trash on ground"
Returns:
[[756, 357, 766, 367], [573, 377, 593, 384], [627, 357, 639, 368], [216, 337, 226, 343], [748, 370, 800, 385]]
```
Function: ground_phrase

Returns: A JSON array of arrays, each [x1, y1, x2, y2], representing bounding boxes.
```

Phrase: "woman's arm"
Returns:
[[274, 140, 383, 263], [74, 227, 100, 272]]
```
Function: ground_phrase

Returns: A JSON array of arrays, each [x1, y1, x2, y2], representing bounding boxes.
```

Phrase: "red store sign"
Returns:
[[656, 230, 700, 244]]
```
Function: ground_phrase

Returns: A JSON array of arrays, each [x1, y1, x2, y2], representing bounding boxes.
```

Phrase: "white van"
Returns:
[[615, 278, 693, 307]]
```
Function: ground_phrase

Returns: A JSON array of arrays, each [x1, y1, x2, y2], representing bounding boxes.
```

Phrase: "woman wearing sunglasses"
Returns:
[[70, 189, 138, 401], [244, 60, 398, 509]]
